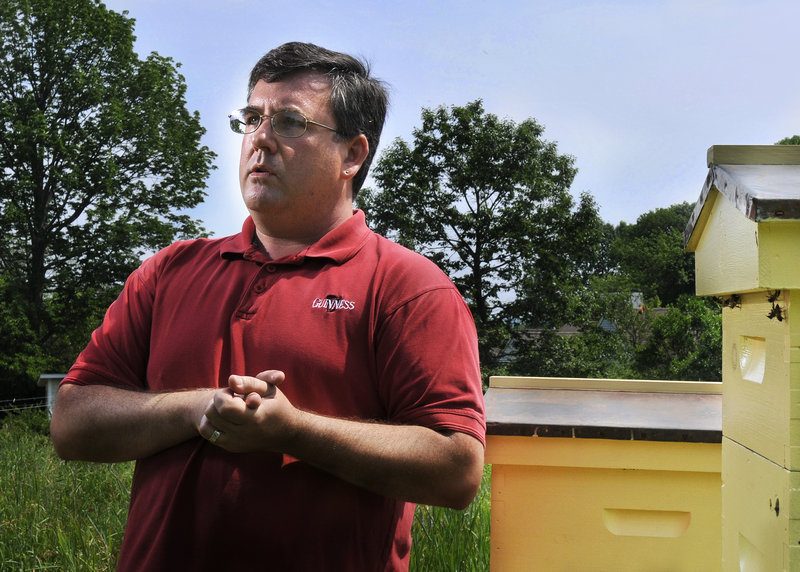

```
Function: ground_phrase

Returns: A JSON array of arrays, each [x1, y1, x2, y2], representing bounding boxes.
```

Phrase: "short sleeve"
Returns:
[[61, 255, 159, 390], [375, 285, 486, 446]]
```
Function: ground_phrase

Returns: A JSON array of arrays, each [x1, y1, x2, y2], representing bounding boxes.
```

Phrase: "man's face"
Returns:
[[238, 72, 354, 235]]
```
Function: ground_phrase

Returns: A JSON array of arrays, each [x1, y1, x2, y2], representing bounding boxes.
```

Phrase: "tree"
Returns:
[[511, 275, 722, 381], [634, 295, 722, 381], [511, 273, 651, 379], [609, 202, 696, 305], [357, 100, 606, 372], [0, 0, 216, 394], [777, 136, 800, 145]]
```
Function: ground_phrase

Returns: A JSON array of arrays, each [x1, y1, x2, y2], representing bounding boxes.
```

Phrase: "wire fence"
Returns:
[[0, 396, 48, 415]]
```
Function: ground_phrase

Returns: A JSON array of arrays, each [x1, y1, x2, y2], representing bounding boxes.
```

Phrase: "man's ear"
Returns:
[[342, 134, 369, 180]]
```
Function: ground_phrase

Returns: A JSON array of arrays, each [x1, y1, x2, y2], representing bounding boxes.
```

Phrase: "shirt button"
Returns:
[[266, 265, 277, 273], [254, 283, 265, 293]]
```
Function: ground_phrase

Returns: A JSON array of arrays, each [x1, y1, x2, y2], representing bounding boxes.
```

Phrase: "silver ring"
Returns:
[[209, 429, 222, 443]]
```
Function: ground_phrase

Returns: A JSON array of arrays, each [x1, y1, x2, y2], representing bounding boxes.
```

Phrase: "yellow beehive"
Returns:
[[721, 290, 800, 470], [485, 376, 722, 571], [721, 437, 800, 571], [685, 145, 800, 570], [685, 145, 800, 297]]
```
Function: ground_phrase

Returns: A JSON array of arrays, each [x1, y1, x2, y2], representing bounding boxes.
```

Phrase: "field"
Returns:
[[0, 409, 490, 571]]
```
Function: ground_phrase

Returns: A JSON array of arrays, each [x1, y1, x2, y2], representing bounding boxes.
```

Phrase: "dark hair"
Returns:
[[248, 42, 388, 195]]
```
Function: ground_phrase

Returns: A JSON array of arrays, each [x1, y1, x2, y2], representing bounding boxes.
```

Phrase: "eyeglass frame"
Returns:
[[228, 107, 341, 138]]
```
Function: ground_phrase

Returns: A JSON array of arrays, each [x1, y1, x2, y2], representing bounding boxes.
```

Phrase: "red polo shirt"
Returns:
[[63, 210, 485, 572]]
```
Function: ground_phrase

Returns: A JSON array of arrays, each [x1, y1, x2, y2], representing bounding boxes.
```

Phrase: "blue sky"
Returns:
[[102, 0, 800, 237]]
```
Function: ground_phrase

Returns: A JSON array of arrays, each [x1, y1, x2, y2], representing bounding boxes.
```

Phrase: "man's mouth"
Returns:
[[250, 164, 274, 177]]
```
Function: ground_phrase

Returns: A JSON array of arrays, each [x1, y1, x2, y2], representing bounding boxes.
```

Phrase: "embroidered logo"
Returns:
[[312, 295, 356, 312]]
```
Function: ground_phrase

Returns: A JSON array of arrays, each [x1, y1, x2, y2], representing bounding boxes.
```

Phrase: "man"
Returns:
[[51, 42, 485, 571]]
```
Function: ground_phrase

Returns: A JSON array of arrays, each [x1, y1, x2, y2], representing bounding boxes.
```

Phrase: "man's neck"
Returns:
[[251, 233, 311, 260], [250, 209, 353, 260]]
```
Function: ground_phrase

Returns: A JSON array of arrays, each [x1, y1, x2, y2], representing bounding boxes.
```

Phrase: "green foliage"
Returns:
[[635, 295, 722, 381], [0, 405, 51, 436], [410, 465, 491, 571], [597, 203, 721, 381], [776, 135, 800, 145], [358, 100, 607, 370], [358, 100, 715, 380], [512, 275, 646, 379], [0, 274, 53, 396], [510, 272, 722, 381], [0, 409, 134, 570], [0, 0, 216, 395], [1, 412, 491, 570], [510, 329, 630, 379], [610, 202, 696, 306]]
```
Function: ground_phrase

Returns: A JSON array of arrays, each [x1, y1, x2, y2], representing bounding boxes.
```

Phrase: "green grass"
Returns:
[[409, 465, 491, 571], [0, 409, 132, 571], [0, 409, 490, 571]]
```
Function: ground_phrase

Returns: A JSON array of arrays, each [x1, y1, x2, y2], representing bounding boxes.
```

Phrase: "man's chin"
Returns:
[[242, 188, 285, 212]]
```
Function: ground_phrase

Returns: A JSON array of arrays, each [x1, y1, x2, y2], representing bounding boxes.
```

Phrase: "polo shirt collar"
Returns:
[[219, 210, 371, 265]]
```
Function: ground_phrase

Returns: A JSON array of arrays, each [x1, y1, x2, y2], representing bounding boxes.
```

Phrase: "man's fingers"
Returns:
[[228, 374, 270, 396], [256, 370, 285, 386], [199, 413, 220, 440], [244, 392, 262, 410], [216, 371, 285, 419]]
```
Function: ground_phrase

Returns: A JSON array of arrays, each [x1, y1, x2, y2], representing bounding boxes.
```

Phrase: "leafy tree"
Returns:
[[509, 327, 634, 380], [777, 136, 800, 145], [511, 274, 650, 379], [610, 202, 695, 305], [568, 203, 719, 381], [634, 295, 722, 381], [0, 0, 215, 395], [357, 100, 606, 372], [575, 275, 656, 347], [512, 272, 722, 382]]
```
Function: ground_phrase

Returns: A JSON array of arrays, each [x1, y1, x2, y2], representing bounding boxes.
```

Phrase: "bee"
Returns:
[[767, 303, 785, 322], [721, 294, 742, 309], [767, 290, 782, 303]]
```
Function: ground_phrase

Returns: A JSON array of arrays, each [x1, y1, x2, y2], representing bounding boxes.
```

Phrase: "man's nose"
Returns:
[[250, 118, 278, 150]]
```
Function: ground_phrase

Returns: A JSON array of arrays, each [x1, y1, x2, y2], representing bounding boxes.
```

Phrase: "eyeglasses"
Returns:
[[228, 108, 339, 138]]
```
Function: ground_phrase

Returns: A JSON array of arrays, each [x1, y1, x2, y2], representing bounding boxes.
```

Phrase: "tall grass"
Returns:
[[0, 409, 490, 571], [409, 465, 491, 571], [0, 409, 132, 570]]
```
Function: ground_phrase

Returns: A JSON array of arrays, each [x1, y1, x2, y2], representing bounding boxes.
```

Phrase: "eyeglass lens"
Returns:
[[229, 109, 307, 137]]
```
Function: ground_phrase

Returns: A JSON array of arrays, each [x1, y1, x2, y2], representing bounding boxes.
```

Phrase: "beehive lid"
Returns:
[[485, 377, 722, 443], [684, 145, 800, 250]]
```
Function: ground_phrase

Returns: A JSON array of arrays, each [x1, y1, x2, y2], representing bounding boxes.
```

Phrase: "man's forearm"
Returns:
[[51, 383, 213, 462], [285, 412, 485, 510], [201, 377, 485, 510]]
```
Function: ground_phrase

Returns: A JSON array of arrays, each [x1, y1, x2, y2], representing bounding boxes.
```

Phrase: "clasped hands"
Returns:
[[198, 370, 293, 453]]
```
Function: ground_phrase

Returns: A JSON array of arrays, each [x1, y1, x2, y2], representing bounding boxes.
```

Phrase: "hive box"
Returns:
[[685, 145, 800, 570], [485, 376, 722, 571], [721, 437, 800, 570], [720, 290, 800, 471]]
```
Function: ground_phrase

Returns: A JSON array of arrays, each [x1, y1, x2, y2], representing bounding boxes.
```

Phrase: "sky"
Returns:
[[101, 0, 800, 238]]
